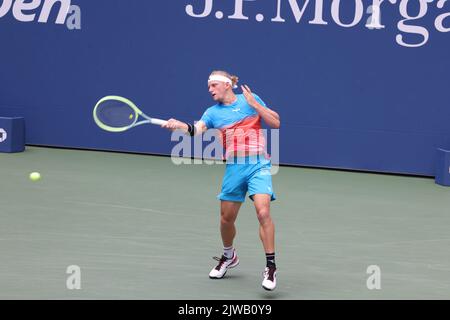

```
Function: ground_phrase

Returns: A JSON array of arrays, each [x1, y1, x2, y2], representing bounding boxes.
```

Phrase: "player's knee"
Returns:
[[221, 211, 236, 225], [256, 208, 271, 224]]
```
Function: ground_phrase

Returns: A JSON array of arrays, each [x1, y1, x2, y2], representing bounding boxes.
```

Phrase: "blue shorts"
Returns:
[[218, 155, 276, 203]]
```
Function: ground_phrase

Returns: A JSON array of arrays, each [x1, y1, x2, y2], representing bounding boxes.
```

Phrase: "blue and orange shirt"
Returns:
[[200, 94, 268, 159]]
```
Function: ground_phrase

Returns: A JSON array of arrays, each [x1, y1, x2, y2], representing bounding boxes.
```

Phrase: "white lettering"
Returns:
[[229, 0, 253, 20], [38, 0, 71, 24], [178, 305, 212, 317], [0, 0, 80, 29], [366, 1, 384, 29], [193, 131, 203, 164], [171, 130, 192, 165], [66, 265, 81, 290], [0, 0, 13, 18], [396, 0, 433, 48], [366, 265, 381, 290], [435, 0, 450, 32], [331, 0, 364, 28], [185, 0, 213, 18], [202, 129, 223, 164], [269, 129, 280, 175], [309, 0, 328, 25], [12, 0, 40, 22], [66, 4, 81, 30], [272, 0, 311, 23], [366, 0, 398, 29]]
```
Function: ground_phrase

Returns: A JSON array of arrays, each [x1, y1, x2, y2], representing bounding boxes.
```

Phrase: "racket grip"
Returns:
[[150, 118, 168, 126]]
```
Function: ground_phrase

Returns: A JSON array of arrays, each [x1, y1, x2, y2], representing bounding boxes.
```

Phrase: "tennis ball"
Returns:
[[29, 172, 41, 181], [129, 114, 134, 119]]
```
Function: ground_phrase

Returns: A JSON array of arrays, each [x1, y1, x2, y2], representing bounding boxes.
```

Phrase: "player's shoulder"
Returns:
[[208, 103, 220, 109], [201, 104, 220, 121], [204, 104, 219, 114]]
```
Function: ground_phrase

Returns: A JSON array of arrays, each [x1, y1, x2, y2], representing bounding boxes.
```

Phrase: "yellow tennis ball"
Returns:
[[29, 172, 41, 181], [129, 114, 134, 119]]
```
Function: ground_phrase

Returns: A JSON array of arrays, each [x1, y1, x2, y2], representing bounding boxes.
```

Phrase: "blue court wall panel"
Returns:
[[0, 0, 449, 176]]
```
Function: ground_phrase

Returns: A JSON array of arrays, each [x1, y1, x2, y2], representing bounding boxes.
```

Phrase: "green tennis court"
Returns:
[[1, 146, 449, 299]]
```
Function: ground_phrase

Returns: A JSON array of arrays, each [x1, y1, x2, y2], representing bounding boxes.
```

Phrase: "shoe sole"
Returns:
[[209, 259, 240, 279], [262, 285, 275, 291]]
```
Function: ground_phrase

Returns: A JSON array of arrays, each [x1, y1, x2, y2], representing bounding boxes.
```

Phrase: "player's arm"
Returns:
[[241, 85, 280, 129], [162, 119, 207, 136], [194, 120, 208, 134]]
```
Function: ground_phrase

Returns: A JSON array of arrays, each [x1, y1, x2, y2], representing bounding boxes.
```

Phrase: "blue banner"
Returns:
[[1, 0, 449, 175]]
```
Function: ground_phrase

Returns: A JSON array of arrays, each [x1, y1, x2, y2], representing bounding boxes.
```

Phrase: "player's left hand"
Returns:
[[241, 85, 258, 108]]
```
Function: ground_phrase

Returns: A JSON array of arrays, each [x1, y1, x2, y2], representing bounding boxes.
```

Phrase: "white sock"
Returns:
[[223, 246, 234, 259]]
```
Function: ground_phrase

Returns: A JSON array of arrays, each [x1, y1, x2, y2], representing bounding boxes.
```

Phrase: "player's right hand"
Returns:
[[162, 118, 186, 131]]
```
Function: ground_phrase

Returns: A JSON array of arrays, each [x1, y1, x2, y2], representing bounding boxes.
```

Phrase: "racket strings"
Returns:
[[95, 100, 137, 129]]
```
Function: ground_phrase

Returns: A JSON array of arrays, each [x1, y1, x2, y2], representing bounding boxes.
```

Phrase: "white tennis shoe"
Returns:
[[262, 266, 277, 291], [209, 251, 239, 279]]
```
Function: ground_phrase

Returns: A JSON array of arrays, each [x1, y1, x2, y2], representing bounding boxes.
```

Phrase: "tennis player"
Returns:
[[162, 71, 280, 291]]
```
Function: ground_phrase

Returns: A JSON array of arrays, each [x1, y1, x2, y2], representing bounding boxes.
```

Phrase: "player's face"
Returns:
[[208, 81, 228, 102]]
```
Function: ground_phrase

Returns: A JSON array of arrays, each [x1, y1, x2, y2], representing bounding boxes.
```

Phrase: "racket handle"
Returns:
[[150, 118, 168, 126]]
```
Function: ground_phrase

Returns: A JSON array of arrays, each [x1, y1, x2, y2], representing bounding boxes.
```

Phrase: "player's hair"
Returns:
[[210, 70, 239, 88]]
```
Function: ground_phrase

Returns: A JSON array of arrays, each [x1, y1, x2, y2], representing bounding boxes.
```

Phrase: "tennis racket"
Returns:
[[93, 95, 167, 132]]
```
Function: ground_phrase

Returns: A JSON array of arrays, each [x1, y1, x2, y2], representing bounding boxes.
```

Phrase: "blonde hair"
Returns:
[[210, 70, 239, 88]]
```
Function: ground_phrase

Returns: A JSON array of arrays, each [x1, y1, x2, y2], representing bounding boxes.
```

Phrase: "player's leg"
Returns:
[[210, 163, 246, 279], [252, 194, 275, 255], [209, 201, 242, 279], [253, 194, 277, 291], [248, 159, 276, 255], [248, 157, 277, 290], [220, 200, 242, 249]]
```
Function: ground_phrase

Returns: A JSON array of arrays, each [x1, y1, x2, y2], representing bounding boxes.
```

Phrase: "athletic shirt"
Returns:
[[200, 93, 268, 159]]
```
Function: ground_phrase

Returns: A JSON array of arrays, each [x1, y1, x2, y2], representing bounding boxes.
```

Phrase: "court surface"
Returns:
[[1, 146, 449, 299]]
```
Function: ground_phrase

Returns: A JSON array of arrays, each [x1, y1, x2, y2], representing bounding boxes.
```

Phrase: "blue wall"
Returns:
[[1, 0, 449, 176]]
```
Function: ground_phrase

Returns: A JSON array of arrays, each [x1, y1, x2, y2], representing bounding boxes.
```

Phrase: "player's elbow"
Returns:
[[271, 119, 280, 129]]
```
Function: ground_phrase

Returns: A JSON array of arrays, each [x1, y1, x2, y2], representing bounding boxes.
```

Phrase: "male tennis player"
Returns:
[[162, 71, 280, 291]]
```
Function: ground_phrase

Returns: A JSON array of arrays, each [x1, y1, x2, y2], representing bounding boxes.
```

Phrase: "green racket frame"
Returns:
[[93, 95, 167, 132]]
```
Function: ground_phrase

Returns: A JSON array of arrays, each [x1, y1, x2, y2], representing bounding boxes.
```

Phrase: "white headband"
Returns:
[[208, 75, 238, 89]]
